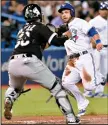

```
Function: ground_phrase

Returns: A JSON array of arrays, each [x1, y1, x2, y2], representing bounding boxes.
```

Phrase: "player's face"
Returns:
[[61, 9, 71, 23], [99, 10, 108, 19]]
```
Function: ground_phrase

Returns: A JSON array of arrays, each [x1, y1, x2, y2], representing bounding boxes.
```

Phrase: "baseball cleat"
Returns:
[[77, 109, 86, 117], [77, 99, 89, 117], [93, 92, 108, 98], [83, 91, 94, 97], [67, 116, 80, 124], [4, 97, 13, 120]]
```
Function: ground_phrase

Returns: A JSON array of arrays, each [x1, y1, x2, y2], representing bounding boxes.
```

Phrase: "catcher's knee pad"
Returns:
[[5, 87, 22, 103], [55, 90, 73, 115], [50, 77, 74, 115]]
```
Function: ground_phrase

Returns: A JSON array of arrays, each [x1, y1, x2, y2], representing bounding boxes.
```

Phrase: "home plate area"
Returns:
[[2, 115, 108, 124]]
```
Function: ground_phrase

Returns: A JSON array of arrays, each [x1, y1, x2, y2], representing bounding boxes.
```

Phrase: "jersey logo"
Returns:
[[70, 28, 78, 42]]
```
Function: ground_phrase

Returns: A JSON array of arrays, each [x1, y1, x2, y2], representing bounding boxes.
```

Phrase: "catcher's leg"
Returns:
[[22, 57, 80, 124], [50, 77, 80, 124], [4, 74, 26, 120]]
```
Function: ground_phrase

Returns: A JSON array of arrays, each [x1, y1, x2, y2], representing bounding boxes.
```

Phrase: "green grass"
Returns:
[[1, 86, 108, 117]]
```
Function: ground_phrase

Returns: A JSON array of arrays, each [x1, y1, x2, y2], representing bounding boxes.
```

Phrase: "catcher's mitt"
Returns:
[[43, 23, 69, 50], [57, 24, 69, 36], [46, 23, 69, 36]]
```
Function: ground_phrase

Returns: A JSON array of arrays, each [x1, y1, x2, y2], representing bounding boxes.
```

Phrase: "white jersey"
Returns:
[[64, 18, 92, 55], [89, 15, 108, 45]]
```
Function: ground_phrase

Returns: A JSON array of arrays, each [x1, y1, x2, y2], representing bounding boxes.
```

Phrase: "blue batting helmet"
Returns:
[[100, 1, 108, 10], [58, 3, 75, 17]]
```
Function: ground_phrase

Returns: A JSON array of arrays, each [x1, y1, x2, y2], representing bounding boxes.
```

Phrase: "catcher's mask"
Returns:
[[23, 4, 42, 22]]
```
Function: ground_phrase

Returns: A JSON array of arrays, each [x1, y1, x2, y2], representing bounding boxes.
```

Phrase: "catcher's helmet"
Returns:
[[58, 3, 75, 17], [23, 4, 42, 22], [100, 1, 108, 10]]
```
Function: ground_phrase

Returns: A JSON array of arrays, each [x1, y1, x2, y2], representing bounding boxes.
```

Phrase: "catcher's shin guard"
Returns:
[[5, 87, 21, 103], [5, 87, 31, 103], [4, 87, 31, 120], [4, 87, 20, 120], [50, 78, 76, 122]]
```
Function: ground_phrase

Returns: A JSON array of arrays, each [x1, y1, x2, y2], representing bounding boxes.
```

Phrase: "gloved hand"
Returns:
[[57, 24, 69, 37]]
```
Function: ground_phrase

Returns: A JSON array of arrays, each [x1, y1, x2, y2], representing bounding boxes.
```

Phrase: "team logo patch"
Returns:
[[70, 29, 78, 42]]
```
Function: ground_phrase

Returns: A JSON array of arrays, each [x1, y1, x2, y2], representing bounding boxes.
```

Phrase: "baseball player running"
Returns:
[[83, 1, 108, 98], [4, 4, 80, 124], [58, 3, 103, 117]]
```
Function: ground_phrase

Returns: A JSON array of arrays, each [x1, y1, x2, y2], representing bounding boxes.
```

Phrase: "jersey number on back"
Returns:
[[15, 25, 35, 48]]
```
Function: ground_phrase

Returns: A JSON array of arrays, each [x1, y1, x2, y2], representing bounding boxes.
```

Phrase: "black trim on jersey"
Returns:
[[48, 33, 57, 44]]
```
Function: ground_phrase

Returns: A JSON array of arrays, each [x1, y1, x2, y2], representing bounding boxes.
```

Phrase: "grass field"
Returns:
[[1, 85, 108, 117]]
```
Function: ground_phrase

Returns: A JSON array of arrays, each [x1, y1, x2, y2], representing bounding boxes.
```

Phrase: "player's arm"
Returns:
[[39, 24, 69, 48], [91, 38, 96, 49], [50, 34, 69, 46], [81, 20, 103, 51], [88, 27, 103, 51], [89, 20, 96, 49], [46, 23, 70, 46]]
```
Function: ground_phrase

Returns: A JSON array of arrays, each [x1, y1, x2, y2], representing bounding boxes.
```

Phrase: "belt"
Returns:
[[10, 53, 32, 60], [69, 50, 88, 59], [103, 45, 108, 47]]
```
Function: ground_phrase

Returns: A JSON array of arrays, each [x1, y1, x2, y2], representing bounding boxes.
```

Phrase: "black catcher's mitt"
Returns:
[[57, 24, 69, 37]]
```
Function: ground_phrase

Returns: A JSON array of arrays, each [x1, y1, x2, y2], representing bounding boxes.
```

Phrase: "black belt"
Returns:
[[103, 45, 108, 47], [69, 50, 88, 59], [10, 53, 32, 60]]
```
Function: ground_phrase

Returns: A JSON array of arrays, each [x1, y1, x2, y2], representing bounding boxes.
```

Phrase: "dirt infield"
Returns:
[[2, 115, 108, 124]]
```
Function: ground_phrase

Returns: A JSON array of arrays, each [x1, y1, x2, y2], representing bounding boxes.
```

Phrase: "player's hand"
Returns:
[[96, 43, 103, 51], [63, 31, 71, 38]]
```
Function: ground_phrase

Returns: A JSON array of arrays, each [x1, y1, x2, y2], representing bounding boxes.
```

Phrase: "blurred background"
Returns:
[[1, 0, 108, 84]]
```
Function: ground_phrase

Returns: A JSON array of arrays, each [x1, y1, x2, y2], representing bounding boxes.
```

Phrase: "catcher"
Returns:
[[4, 4, 80, 124]]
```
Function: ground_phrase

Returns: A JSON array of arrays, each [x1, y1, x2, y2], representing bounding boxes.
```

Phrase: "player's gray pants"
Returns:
[[5, 54, 76, 121]]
